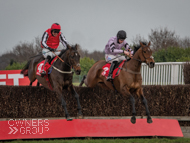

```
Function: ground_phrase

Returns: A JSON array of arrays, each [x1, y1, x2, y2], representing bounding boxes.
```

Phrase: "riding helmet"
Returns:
[[51, 23, 61, 30], [117, 30, 127, 40]]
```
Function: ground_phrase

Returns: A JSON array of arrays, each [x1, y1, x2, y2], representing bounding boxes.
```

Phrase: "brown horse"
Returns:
[[21, 44, 82, 121], [79, 41, 155, 124]]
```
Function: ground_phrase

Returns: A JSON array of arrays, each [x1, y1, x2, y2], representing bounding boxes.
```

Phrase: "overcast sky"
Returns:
[[0, 0, 190, 55]]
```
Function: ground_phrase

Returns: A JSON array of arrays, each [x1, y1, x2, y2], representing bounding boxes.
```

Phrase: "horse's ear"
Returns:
[[148, 41, 151, 46], [75, 44, 78, 50], [140, 41, 144, 47], [67, 44, 71, 49]]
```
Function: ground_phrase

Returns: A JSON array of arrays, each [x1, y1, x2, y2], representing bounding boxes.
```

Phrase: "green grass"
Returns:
[[2, 138, 190, 143], [73, 82, 80, 86], [73, 82, 86, 86]]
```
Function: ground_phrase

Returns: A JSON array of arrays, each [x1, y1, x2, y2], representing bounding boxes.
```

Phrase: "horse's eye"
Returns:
[[143, 51, 146, 53]]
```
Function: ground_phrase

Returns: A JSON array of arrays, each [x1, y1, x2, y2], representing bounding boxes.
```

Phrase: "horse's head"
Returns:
[[66, 44, 81, 75], [138, 41, 155, 68]]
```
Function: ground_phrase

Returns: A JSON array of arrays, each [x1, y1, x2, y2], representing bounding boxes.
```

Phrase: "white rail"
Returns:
[[141, 62, 185, 85]]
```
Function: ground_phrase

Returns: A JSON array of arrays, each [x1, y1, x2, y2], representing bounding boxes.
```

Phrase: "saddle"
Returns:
[[36, 57, 57, 76], [101, 60, 126, 79], [36, 57, 58, 90]]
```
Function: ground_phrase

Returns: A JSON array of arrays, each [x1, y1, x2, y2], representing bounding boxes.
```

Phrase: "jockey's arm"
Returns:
[[41, 32, 56, 52], [41, 31, 49, 49], [60, 33, 68, 49]]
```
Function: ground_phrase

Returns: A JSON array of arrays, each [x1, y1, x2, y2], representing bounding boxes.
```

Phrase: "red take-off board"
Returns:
[[0, 118, 183, 140]]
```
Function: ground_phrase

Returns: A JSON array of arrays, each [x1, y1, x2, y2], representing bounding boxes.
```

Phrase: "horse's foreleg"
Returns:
[[70, 85, 83, 118], [61, 96, 72, 121], [56, 88, 72, 121], [138, 88, 152, 123], [120, 86, 136, 124], [130, 95, 136, 124], [141, 95, 152, 123]]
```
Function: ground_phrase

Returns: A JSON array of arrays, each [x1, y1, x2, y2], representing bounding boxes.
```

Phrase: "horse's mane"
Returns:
[[58, 48, 69, 57], [58, 45, 78, 57], [133, 42, 147, 55]]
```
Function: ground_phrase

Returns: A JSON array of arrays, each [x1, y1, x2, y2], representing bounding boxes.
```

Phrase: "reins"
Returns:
[[106, 55, 125, 63], [52, 50, 72, 67], [52, 51, 64, 63], [51, 50, 74, 74]]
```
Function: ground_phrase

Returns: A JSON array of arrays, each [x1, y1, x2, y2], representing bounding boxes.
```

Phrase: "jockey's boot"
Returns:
[[106, 61, 118, 81], [41, 58, 48, 77]]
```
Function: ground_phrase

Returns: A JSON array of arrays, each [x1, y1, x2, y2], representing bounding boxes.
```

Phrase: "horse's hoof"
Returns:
[[147, 117, 153, 124], [131, 116, 136, 124], [66, 117, 73, 121]]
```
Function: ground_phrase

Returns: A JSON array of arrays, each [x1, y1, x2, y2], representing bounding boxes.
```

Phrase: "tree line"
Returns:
[[0, 27, 190, 73]]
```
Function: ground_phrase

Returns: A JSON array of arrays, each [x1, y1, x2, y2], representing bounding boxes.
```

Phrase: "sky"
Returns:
[[0, 0, 190, 55]]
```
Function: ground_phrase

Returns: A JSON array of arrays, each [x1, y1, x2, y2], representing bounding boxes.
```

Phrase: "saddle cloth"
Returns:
[[101, 60, 126, 79], [36, 57, 57, 76]]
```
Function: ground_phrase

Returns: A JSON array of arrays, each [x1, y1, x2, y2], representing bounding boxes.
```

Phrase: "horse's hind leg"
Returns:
[[29, 80, 39, 86]]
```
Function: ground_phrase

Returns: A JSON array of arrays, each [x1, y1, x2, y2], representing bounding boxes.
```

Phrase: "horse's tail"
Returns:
[[20, 60, 31, 76], [79, 75, 86, 87]]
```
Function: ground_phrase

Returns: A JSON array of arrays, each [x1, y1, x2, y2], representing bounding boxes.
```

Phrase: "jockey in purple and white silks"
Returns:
[[105, 30, 133, 81]]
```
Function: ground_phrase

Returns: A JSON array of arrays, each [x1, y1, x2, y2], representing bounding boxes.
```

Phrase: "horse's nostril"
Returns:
[[76, 70, 81, 74], [150, 62, 155, 67]]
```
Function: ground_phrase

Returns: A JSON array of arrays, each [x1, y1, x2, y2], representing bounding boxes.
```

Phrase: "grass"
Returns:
[[2, 138, 190, 143], [73, 82, 80, 86], [73, 82, 86, 86]]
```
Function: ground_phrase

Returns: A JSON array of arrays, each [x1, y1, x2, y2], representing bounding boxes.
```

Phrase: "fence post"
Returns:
[[171, 64, 178, 85]]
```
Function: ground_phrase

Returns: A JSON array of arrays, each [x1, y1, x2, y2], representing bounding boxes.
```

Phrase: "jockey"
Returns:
[[105, 30, 133, 81], [40, 23, 68, 77]]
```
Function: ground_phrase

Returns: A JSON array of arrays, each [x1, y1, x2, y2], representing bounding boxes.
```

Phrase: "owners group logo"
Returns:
[[8, 119, 49, 135]]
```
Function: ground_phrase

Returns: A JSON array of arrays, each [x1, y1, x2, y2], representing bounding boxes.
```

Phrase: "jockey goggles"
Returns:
[[53, 29, 60, 33]]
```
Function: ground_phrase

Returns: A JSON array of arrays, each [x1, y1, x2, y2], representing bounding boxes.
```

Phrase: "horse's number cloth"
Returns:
[[36, 57, 57, 76], [101, 60, 126, 79]]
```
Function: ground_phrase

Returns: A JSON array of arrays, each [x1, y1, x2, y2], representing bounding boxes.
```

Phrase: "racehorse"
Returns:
[[21, 44, 82, 121], [79, 41, 155, 124]]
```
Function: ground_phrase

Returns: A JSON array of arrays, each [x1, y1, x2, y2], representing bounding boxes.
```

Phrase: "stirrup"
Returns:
[[41, 71, 46, 77], [106, 75, 113, 81]]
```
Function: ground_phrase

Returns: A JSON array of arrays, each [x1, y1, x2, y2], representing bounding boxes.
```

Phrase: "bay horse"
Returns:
[[21, 44, 82, 121], [79, 42, 155, 124]]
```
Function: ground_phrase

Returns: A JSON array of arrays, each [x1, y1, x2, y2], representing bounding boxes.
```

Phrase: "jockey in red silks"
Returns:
[[104, 30, 133, 81], [40, 23, 68, 77]]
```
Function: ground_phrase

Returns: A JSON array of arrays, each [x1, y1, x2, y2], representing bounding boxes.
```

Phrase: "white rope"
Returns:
[[52, 66, 72, 74]]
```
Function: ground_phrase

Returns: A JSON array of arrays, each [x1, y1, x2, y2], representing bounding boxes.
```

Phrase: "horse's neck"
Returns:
[[125, 52, 142, 72], [54, 53, 71, 71]]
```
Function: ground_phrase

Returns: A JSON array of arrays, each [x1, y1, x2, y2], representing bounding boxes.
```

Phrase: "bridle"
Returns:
[[125, 45, 154, 74], [131, 46, 154, 63], [51, 49, 80, 74]]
